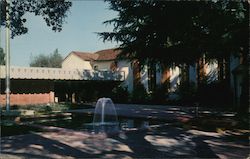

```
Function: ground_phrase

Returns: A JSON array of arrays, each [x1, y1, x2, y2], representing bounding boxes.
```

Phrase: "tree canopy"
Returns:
[[99, 0, 248, 65], [30, 49, 63, 68], [0, 0, 72, 38]]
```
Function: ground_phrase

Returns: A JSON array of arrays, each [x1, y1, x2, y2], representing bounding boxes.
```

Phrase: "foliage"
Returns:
[[76, 82, 119, 103], [197, 81, 233, 107], [0, 0, 72, 38], [176, 81, 197, 105], [131, 83, 149, 104], [111, 85, 129, 103], [12, 103, 70, 114], [149, 82, 169, 104], [0, 47, 5, 65], [30, 48, 63, 67], [99, 1, 248, 65]]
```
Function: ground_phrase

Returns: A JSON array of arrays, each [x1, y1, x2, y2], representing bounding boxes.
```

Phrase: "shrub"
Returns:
[[176, 81, 197, 105], [131, 83, 149, 104], [197, 80, 233, 107], [111, 85, 129, 103], [11, 103, 70, 115], [150, 82, 169, 104]]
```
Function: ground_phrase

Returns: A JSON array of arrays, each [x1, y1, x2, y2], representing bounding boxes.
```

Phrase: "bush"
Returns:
[[131, 83, 149, 104], [11, 103, 70, 115], [77, 82, 118, 103], [176, 81, 197, 105], [150, 82, 169, 104], [111, 85, 129, 103], [197, 81, 233, 107]]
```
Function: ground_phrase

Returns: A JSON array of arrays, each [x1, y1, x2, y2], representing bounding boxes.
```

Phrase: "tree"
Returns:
[[30, 49, 63, 68], [0, 47, 5, 65], [99, 1, 248, 66], [0, 0, 72, 38], [30, 54, 49, 67]]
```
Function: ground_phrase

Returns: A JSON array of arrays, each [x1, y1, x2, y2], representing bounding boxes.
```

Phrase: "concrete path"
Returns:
[[1, 125, 249, 159], [1, 104, 248, 158]]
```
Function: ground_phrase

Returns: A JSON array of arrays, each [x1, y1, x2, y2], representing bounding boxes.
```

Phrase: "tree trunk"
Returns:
[[132, 60, 141, 88], [181, 63, 189, 84], [148, 62, 156, 92], [218, 56, 230, 87], [197, 56, 206, 86]]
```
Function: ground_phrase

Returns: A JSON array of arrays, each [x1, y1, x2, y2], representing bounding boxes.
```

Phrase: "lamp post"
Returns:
[[5, 0, 10, 112]]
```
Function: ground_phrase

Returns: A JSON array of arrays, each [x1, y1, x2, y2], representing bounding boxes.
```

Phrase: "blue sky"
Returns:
[[4, 1, 118, 66]]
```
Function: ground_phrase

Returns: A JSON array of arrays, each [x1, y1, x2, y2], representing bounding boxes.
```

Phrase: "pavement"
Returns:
[[1, 124, 249, 159], [1, 104, 249, 159]]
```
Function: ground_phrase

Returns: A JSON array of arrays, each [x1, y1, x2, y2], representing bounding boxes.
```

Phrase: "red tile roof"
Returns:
[[71, 51, 98, 61], [94, 49, 120, 61], [67, 49, 120, 62]]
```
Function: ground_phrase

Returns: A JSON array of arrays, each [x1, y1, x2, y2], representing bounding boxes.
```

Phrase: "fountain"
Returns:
[[92, 98, 119, 133]]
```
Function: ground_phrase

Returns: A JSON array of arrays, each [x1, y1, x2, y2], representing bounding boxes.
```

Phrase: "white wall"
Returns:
[[169, 66, 181, 92], [188, 60, 219, 85], [140, 65, 149, 92], [62, 54, 92, 70], [205, 61, 218, 83], [117, 61, 133, 92], [92, 61, 113, 70]]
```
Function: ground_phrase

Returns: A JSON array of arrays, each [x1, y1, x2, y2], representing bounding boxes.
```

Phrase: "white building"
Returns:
[[0, 48, 242, 106], [62, 49, 134, 92], [61, 48, 187, 94], [61, 48, 242, 103]]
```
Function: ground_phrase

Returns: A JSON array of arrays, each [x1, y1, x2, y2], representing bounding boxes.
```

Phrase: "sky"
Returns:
[[2, 1, 118, 66]]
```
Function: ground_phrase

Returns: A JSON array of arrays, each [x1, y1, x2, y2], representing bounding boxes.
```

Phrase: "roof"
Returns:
[[94, 49, 120, 61], [64, 49, 121, 62], [71, 51, 98, 61], [0, 65, 125, 81]]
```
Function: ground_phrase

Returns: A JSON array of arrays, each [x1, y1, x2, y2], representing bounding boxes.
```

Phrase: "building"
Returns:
[[62, 49, 134, 92], [0, 63, 125, 106], [0, 48, 242, 106]]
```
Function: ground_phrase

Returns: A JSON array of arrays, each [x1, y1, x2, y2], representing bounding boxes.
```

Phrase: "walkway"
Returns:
[[1, 125, 249, 159], [1, 104, 248, 158]]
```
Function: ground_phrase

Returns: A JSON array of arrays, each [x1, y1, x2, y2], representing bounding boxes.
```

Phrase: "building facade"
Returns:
[[0, 48, 242, 106]]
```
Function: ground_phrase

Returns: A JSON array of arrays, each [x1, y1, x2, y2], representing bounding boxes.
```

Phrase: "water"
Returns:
[[33, 98, 165, 133], [92, 98, 119, 133], [34, 114, 164, 134]]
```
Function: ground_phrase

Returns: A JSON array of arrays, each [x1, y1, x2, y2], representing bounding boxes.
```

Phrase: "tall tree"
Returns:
[[0, 0, 72, 38], [99, 1, 248, 66], [48, 48, 63, 68], [30, 54, 49, 67], [30, 49, 63, 68]]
